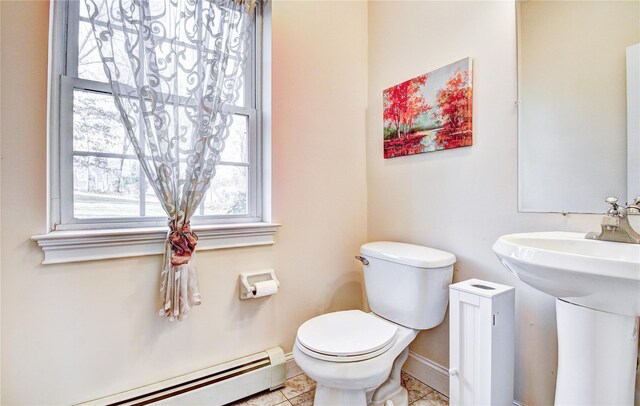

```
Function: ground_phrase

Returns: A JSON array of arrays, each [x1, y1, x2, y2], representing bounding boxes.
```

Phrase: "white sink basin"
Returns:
[[493, 231, 640, 316], [494, 231, 640, 405]]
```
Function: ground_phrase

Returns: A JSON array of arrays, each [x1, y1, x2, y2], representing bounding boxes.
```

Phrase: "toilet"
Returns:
[[293, 241, 456, 406]]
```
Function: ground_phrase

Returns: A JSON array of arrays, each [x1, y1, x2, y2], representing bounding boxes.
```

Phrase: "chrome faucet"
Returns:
[[586, 197, 640, 244]]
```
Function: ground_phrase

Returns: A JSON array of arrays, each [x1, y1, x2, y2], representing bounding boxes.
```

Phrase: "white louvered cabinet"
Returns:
[[449, 279, 515, 406]]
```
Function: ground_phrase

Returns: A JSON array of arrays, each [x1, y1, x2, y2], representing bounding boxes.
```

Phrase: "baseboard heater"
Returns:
[[78, 347, 286, 406]]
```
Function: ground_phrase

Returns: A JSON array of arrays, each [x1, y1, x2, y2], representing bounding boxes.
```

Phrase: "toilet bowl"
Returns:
[[294, 310, 418, 405], [293, 242, 456, 406]]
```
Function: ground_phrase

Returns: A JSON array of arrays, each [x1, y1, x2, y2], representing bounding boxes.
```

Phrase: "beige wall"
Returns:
[[0, 1, 368, 404], [367, 1, 607, 404], [3, 1, 636, 405]]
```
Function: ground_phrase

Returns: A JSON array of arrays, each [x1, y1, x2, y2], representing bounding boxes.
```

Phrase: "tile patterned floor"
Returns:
[[229, 371, 448, 406]]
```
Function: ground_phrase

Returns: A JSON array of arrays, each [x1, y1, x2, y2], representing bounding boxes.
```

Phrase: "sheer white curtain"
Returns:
[[84, 0, 255, 320]]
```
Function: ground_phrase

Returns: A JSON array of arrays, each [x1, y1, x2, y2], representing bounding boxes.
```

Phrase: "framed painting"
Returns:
[[383, 57, 473, 159]]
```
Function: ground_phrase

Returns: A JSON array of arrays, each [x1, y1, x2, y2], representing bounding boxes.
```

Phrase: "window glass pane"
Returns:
[[78, 5, 248, 105], [144, 185, 166, 217], [203, 166, 248, 215], [142, 160, 196, 218], [73, 156, 140, 218], [173, 44, 201, 99], [224, 58, 247, 107], [73, 90, 134, 155], [78, 21, 137, 86], [79, 0, 109, 21], [68, 1, 257, 225], [235, 82, 246, 107], [226, 59, 246, 107], [220, 114, 249, 163], [77, 21, 109, 83]]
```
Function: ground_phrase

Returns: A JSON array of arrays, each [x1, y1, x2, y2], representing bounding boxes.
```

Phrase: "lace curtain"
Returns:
[[84, 0, 255, 320]]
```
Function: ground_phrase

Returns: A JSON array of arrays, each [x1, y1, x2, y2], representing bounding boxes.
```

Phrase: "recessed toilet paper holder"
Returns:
[[239, 269, 280, 300]]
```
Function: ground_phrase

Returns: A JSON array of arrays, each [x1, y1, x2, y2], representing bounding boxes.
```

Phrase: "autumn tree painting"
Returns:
[[436, 70, 472, 149], [383, 58, 472, 159]]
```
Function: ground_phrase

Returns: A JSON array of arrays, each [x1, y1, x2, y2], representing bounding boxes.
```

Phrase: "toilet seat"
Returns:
[[295, 310, 398, 363]]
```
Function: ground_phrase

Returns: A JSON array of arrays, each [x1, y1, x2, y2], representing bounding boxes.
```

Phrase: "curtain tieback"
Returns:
[[168, 221, 199, 266]]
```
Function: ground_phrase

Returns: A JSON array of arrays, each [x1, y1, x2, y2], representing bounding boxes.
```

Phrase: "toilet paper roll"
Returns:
[[252, 280, 278, 298]]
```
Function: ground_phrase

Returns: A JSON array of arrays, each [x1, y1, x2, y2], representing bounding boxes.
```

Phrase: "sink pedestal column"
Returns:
[[555, 299, 638, 405]]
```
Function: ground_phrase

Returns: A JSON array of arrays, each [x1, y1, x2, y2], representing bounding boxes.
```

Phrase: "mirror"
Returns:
[[517, 0, 640, 213]]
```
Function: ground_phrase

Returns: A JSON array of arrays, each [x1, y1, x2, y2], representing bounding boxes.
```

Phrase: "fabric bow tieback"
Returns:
[[168, 221, 198, 266]]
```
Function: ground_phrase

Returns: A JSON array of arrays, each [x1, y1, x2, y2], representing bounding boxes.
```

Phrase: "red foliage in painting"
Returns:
[[383, 74, 432, 139], [383, 133, 425, 159], [436, 69, 472, 149]]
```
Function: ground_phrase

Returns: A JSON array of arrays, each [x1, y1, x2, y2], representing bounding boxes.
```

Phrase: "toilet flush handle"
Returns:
[[355, 256, 369, 266]]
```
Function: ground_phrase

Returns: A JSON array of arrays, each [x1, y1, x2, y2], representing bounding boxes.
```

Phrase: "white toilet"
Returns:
[[293, 241, 456, 406]]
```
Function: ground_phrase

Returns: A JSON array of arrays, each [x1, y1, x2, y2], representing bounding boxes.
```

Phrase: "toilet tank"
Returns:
[[360, 242, 456, 330]]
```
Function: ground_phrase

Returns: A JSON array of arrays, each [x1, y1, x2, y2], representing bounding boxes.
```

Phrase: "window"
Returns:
[[34, 1, 275, 264], [52, 0, 263, 230]]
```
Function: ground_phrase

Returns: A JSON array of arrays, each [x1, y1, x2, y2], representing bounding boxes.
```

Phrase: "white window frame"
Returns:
[[33, 0, 276, 264]]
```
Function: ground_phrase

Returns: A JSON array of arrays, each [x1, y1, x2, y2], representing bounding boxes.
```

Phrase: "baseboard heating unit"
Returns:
[[78, 347, 286, 406]]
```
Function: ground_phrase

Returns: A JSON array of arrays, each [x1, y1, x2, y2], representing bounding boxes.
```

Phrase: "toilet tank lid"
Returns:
[[361, 241, 456, 268]]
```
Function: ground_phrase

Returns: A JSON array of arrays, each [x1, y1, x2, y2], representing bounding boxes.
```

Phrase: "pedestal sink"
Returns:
[[493, 232, 640, 405]]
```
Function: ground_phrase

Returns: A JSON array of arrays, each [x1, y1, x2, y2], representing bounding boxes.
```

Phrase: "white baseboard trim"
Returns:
[[285, 352, 303, 379], [285, 351, 523, 406], [402, 351, 450, 397], [403, 351, 523, 406]]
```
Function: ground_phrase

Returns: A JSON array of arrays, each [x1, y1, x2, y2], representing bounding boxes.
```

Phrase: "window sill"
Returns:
[[31, 222, 280, 264]]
